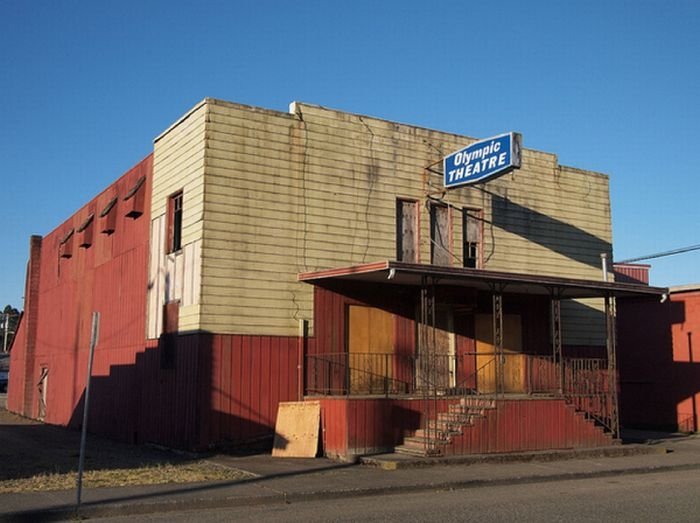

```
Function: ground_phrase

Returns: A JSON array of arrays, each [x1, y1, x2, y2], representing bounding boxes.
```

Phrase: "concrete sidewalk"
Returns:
[[2, 430, 700, 522]]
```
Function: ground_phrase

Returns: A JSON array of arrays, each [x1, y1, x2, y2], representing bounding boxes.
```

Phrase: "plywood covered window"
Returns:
[[430, 202, 451, 266], [462, 208, 482, 269], [396, 199, 418, 263], [167, 190, 183, 253]]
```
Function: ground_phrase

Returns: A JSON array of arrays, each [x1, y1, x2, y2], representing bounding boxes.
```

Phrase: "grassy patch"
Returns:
[[0, 460, 255, 494]]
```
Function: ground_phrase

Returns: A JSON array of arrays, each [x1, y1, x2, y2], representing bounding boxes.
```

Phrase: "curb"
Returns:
[[359, 444, 668, 470], [5, 460, 700, 522]]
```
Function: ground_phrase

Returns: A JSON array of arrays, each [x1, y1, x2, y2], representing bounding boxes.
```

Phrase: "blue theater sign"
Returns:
[[444, 132, 522, 188]]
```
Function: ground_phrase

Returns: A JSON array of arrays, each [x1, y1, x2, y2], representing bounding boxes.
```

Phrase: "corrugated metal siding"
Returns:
[[613, 263, 650, 285], [445, 399, 611, 455], [7, 156, 154, 425], [203, 334, 300, 446], [618, 291, 700, 432]]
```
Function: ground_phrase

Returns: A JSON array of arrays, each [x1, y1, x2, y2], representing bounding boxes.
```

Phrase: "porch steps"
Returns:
[[393, 397, 616, 457], [394, 398, 496, 457]]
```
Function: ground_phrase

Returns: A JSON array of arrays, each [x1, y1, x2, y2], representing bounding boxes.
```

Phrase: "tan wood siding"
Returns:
[[146, 102, 207, 337], [160, 99, 613, 341]]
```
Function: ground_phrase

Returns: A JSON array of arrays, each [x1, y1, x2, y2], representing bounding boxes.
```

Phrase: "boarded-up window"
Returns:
[[463, 208, 482, 269], [167, 191, 183, 253], [396, 199, 418, 263], [430, 203, 451, 266]]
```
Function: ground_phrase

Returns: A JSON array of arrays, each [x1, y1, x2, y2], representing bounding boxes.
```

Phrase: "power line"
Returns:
[[616, 244, 700, 264]]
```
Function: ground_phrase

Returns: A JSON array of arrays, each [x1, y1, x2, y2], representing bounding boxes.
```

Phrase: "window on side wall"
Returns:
[[463, 208, 482, 269], [167, 191, 183, 253], [396, 199, 419, 263]]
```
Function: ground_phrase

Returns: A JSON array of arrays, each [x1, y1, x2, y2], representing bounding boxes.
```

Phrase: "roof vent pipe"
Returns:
[[601, 253, 609, 282]]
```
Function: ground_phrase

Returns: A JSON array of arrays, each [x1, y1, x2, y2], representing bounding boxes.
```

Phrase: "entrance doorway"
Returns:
[[417, 305, 456, 391], [347, 305, 395, 393], [475, 314, 524, 393], [37, 366, 48, 421]]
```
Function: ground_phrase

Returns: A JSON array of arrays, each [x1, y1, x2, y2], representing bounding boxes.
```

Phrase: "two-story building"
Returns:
[[8, 99, 664, 458]]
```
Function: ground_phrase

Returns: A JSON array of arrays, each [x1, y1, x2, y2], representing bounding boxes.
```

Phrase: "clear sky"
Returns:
[[1, 0, 698, 308]]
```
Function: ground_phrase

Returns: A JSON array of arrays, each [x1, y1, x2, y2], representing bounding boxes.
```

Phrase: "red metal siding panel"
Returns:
[[8, 157, 153, 429], [613, 264, 650, 285]]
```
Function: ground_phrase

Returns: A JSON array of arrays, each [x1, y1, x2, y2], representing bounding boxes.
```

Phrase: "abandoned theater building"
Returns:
[[8, 99, 665, 459]]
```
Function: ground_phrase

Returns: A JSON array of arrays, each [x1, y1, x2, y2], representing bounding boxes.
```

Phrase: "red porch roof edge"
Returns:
[[298, 260, 668, 299]]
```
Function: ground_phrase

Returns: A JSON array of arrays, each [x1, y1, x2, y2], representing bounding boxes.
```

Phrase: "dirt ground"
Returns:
[[0, 405, 253, 493]]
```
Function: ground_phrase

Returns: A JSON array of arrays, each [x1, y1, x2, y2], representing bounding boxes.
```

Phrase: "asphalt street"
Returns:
[[88, 467, 700, 523]]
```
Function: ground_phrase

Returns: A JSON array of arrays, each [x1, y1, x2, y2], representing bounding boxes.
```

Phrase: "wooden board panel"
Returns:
[[272, 401, 320, 458], [475, 314, 524, 393], [348, 305, 395, 394]]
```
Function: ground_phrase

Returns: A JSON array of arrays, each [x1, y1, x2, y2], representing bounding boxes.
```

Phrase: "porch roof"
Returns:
[[298, 261, 668, 299]]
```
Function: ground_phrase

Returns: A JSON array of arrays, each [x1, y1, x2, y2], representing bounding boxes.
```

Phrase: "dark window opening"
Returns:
[[168, 191, 183, 253], [463, 208, 482, 269]]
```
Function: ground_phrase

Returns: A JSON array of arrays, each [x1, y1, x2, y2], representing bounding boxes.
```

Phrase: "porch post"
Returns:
[[605, 293, 620, 439], [550, 293, 563, 395], [492, 288, 504, 395]]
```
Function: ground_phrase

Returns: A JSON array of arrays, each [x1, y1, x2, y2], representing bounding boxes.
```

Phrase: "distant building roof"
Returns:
[[669, 284, 700, 294]]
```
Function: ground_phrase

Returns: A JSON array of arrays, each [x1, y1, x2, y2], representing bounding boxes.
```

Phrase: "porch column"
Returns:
[[419, 276, 439, 454], [492, 288, 504, 395], [550, 293, 563, 395], [605, 293, 620, 439]]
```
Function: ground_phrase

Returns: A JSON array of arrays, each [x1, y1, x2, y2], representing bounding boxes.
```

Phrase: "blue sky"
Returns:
[[1, 0, 698, 308]]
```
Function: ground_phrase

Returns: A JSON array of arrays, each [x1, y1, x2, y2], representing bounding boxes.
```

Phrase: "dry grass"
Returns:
[[0, 408, 256, 494], [0, 460, 255, 494]]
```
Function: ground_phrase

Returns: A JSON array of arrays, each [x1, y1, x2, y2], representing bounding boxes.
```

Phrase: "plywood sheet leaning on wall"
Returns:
[[272, 401, 320, 458]]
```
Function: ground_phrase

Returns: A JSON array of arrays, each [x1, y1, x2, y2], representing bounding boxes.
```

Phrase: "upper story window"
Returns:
[[167, 191, 183, 253], [430, 202, 451, 266], [463, 208, 482, 269], [396, 199, 418, 263]]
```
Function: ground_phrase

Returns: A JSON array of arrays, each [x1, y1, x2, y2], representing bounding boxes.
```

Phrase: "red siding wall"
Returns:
[[317, 397, 611, 459], [80, 333, 299, 450], [7, 155, 300, 450], [618, 290, 700, 432], [613, 263, 651, 285], [8, 157, 153, 422], [317, 397, 436, 458], [445, 399, 611, 455], [204, 334, 299, 447]]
